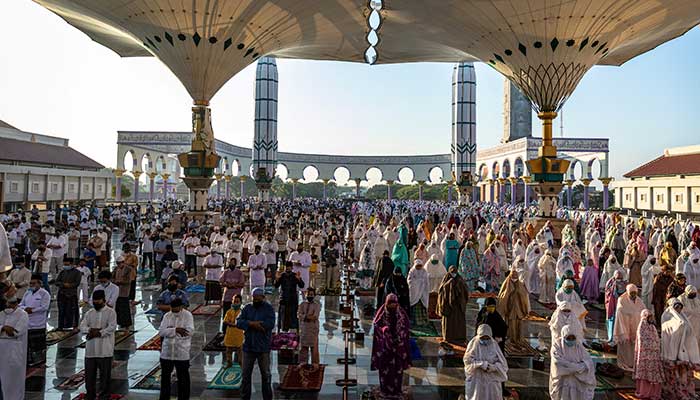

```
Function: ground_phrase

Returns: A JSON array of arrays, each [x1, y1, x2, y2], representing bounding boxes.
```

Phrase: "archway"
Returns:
[[366, 167, 383, 186], [123, 150, 136, 172], [397, 167, 414, 185], [333, 167, 351, 186], [276, 164, 289, 181], [302, 165, 320, 183], [429, 166, 444, 184]]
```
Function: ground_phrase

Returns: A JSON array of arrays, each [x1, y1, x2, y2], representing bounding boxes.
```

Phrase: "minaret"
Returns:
[[252, 56, 278, 201], [502, 80, 532, 142], [451, 62, 476, 205]]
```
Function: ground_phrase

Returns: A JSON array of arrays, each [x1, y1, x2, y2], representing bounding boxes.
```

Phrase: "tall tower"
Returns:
[[451, 62, 476, 205], [252, 56, 278, 201], [502, 80, 532, 142]]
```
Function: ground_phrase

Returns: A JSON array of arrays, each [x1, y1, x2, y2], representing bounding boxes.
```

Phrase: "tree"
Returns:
[[111, 184, 131, 199]]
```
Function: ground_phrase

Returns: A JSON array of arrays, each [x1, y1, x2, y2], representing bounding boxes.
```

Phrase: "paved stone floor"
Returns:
[[23, 235, 648, 399]]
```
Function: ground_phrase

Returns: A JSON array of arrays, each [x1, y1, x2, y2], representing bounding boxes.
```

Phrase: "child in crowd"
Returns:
[[222, 294, 244, 367]]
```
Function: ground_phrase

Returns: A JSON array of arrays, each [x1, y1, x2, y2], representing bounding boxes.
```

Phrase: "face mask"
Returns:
[[101, 282, 109, 288], [232, 304, 241, 310], [253, 300, 263, 307], [307, 296, 315, 302], [564, 338, 576, 347], [94, 303, 105, 310], [62, 265, 72, 271], [30, 286, 39, 293], [479, 339, 489, 346], [690, 293, 697, 299], [167, 284, 177, 292], [486, 305, 495, 313], [564, 288, 573, 294], [450, 272, 457, 278], [431, 260, 438, 265], [3, 308, 14, 314]]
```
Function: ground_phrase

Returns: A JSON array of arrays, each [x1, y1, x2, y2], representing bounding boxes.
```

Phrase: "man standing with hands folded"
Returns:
[[237, 287, 275, 400], [158, 298, 194, 400], [80, 290, 117, 400]]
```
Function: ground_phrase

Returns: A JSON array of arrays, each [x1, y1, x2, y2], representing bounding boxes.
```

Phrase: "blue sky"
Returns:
[[1, 1, 698, 182]]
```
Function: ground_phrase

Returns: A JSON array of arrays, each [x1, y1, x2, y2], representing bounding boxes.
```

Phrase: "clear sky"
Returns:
[[1, 1, 699, 182]]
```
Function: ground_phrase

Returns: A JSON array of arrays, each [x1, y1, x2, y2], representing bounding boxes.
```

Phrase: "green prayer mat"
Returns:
[[133, 366, 163, 390], [410, 324, 439, 338], [207, 364, 242, 390]]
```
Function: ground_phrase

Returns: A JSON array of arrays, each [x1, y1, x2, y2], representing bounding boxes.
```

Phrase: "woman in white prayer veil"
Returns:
[[549, 324, 596, 400], [512, 239, 526, 263], [678, 285, 700, 353], [661, 298, 700, 399], [525, 242, 543, 295], [463, 324, 508, 400], [555, 279, 587, 330], [640, 255, 661, 310], [549, 301, 585, 343]]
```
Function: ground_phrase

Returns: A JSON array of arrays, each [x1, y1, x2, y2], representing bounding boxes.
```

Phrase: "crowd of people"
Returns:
[[0, 199, 698, 400]]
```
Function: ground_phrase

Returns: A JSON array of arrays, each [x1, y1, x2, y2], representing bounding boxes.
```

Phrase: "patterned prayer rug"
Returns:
[[72, 394, 124, 400], [524, 311, 550, 322], [504, 341, 539, 357], [614, 389, 638, 399], [133, 365, 171, 390], [144, 308, 164, 315], [185, 284, 205, 293], [469, 292, 497, 299], [137, 334, 162, 351], [56, 370, 85, 390], [77, 330, 135, 348], [271, 332, 299, 350], [203, 332, 226, 352], [47, 329, 78, 346], [436, 338, 467, 358], [409, 323, 439, 338], [191, 304, 222, 315], [279, 364, 326, 392], [207, 364, 243, 390]]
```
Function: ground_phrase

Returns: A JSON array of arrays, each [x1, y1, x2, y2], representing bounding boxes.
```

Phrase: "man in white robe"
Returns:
[[549, 324, 596, 400], [288, 244, 312, 290], [0, 296, 29, 400], [463, 324, 508, 400], [247, 245, 267, 291]]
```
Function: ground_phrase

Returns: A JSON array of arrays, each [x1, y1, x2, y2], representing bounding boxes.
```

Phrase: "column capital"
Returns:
[[507, 177, 518, 184], [354, 178, 362, 185], [113, 168, 126, 177], [386, 180, 394, 185], [161, 173, 170, 180], [214, 173, 224, 181], [322, 179, 330, 184], [132, 170, 142, 178], [600, 177, 613, 186], [148, 172, 158, 179], [291, 178, 299, 184], [239, 175, 247, 183], [224, 175, 232, 182], [521, 176, 532, 184], [564, 179, 574, 187], [497, 178, 506, 185], [581, 178, 593, 186], [486, 178, 494, 185], [416, 180, 425, 186]]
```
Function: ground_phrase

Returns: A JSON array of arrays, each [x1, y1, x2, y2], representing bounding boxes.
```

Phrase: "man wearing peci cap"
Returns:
[[112, 256, 133, 330], [236, 287, 275, 400]]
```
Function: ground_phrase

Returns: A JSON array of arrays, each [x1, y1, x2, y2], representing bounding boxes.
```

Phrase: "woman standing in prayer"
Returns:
[[579, 258, 600, 302], [476, 298, 508, 353], [390, 226, 410, 276], [436, 266, 469, 344], [549, 325, 596, 400], [605, 270, 627, 342], [624, 242, 645, 287], [407, 259, 430, 327], [678, 285, 700, 351], [600, 255, 625, 294], [458, 241, 481, 291], [443, 233, 460, 270], [661, 298, 700, 400], [483, 243, 501, 293], [374, 250, 395, 309], [463, 324, 508, 400], [358, 239, 375, 290], [641, 256, 661, 310], [537, 249, 557, 304], [652, 266, 676, 327], [667, 272, 688, 300], [555, 279, 587, 329], [614, 284, 646, 371], [384, 267, 410, 314], [371, 294, 411, 400], [549, 301, 584, 343], [634, 309, 664, 400], [497, 268, 530, 348], [525, 243, 543, 295], [425, 254, 446, 319]]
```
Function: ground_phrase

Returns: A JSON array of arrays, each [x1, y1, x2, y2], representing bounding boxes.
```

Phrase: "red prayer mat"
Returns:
[[191, 304, 222, 315], [137, 334, 162, 350], [279, 364, 326, 392]]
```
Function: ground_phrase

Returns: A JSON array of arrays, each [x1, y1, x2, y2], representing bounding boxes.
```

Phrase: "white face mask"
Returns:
[[4, 308, 15, 314]]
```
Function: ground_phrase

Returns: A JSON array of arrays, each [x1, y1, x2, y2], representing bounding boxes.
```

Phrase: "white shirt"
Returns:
[[159, 310, 194, 361], [203, 253, 224, 281], [97, 232, 108, 252], [288, 251, 312, 268], [47, 235, 66, 258], [79, 307, 117, 358], [31, 249, 53, 273], [142, 236, 154, 253], [92, 282, 119, 308], [183, 236, 199, 256], [20, 288, 51, 329]]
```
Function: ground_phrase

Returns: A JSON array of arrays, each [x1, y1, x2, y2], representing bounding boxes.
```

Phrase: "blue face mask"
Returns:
[[479, 339, 489, 346], [564, 338, 576, 347], [62, 265, 72, 271]]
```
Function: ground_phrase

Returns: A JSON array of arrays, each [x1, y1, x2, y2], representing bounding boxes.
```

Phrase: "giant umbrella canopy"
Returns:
[[33, 0, 700, 212]]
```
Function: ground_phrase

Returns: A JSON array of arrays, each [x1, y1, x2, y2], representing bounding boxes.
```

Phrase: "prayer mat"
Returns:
[[279, 364, 326, 392], [410, 324, 439, 338], [207, 364, 243, 391], [595, 375, 614, 391], [598, 372, 636, 389], [191, 303, 222, 315], [133, 366, 164, 390], [615, 389, 638, 400], [409, 338, 422, 360], [144, 308, 164, 315], [26, 366, 45, 378], [47, 329, 78, 346], [354, 288, 374, 297], [436, 338, 467, 358], [77, 330, 135, 348], [72, 394, 124, 400], [524, 311, 549, 322], [141, 284, 162, 291], [428, 292, 440, 320], [469, 292, 497, 299], [361, 387, 410, 400], [185, 284, 205, 293], [56, 370, 85, 390], [504, 341, 539, 357], [538, 301, 557, 310], [137, 334, 162, 351], [588, 302, 607, 312], [271, 332, 299, 350], [203, 332, 226, 352]]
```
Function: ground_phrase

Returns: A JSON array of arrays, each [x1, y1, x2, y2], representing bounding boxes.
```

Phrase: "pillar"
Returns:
[[354, 178, 361, 198], [451, 62, 477, 200], [417, 180, 425, 201], [291, 178, 299, 199], [239, 176, 247, 198], [148, 172, 156, 201], [214, 174, 223, 199], [522, 176, 531, 205], [508, 177, 518, 205], [252, 57, 279, 198], [497, 178, 506, 204], [488, 179, 494, 203], [473, 185, 479, 203], [132, 170, 142, 203], [386, 180, 394, 200], [161, 174, 170, 201], [447, 181, 454, 202], [565, 179, 573, 208], [600, 177, 612, 210], [114, 168, 125, 202], [581, 178, 592, 210], [225, 175, 232, 199], [322, 179, 330, 200]]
